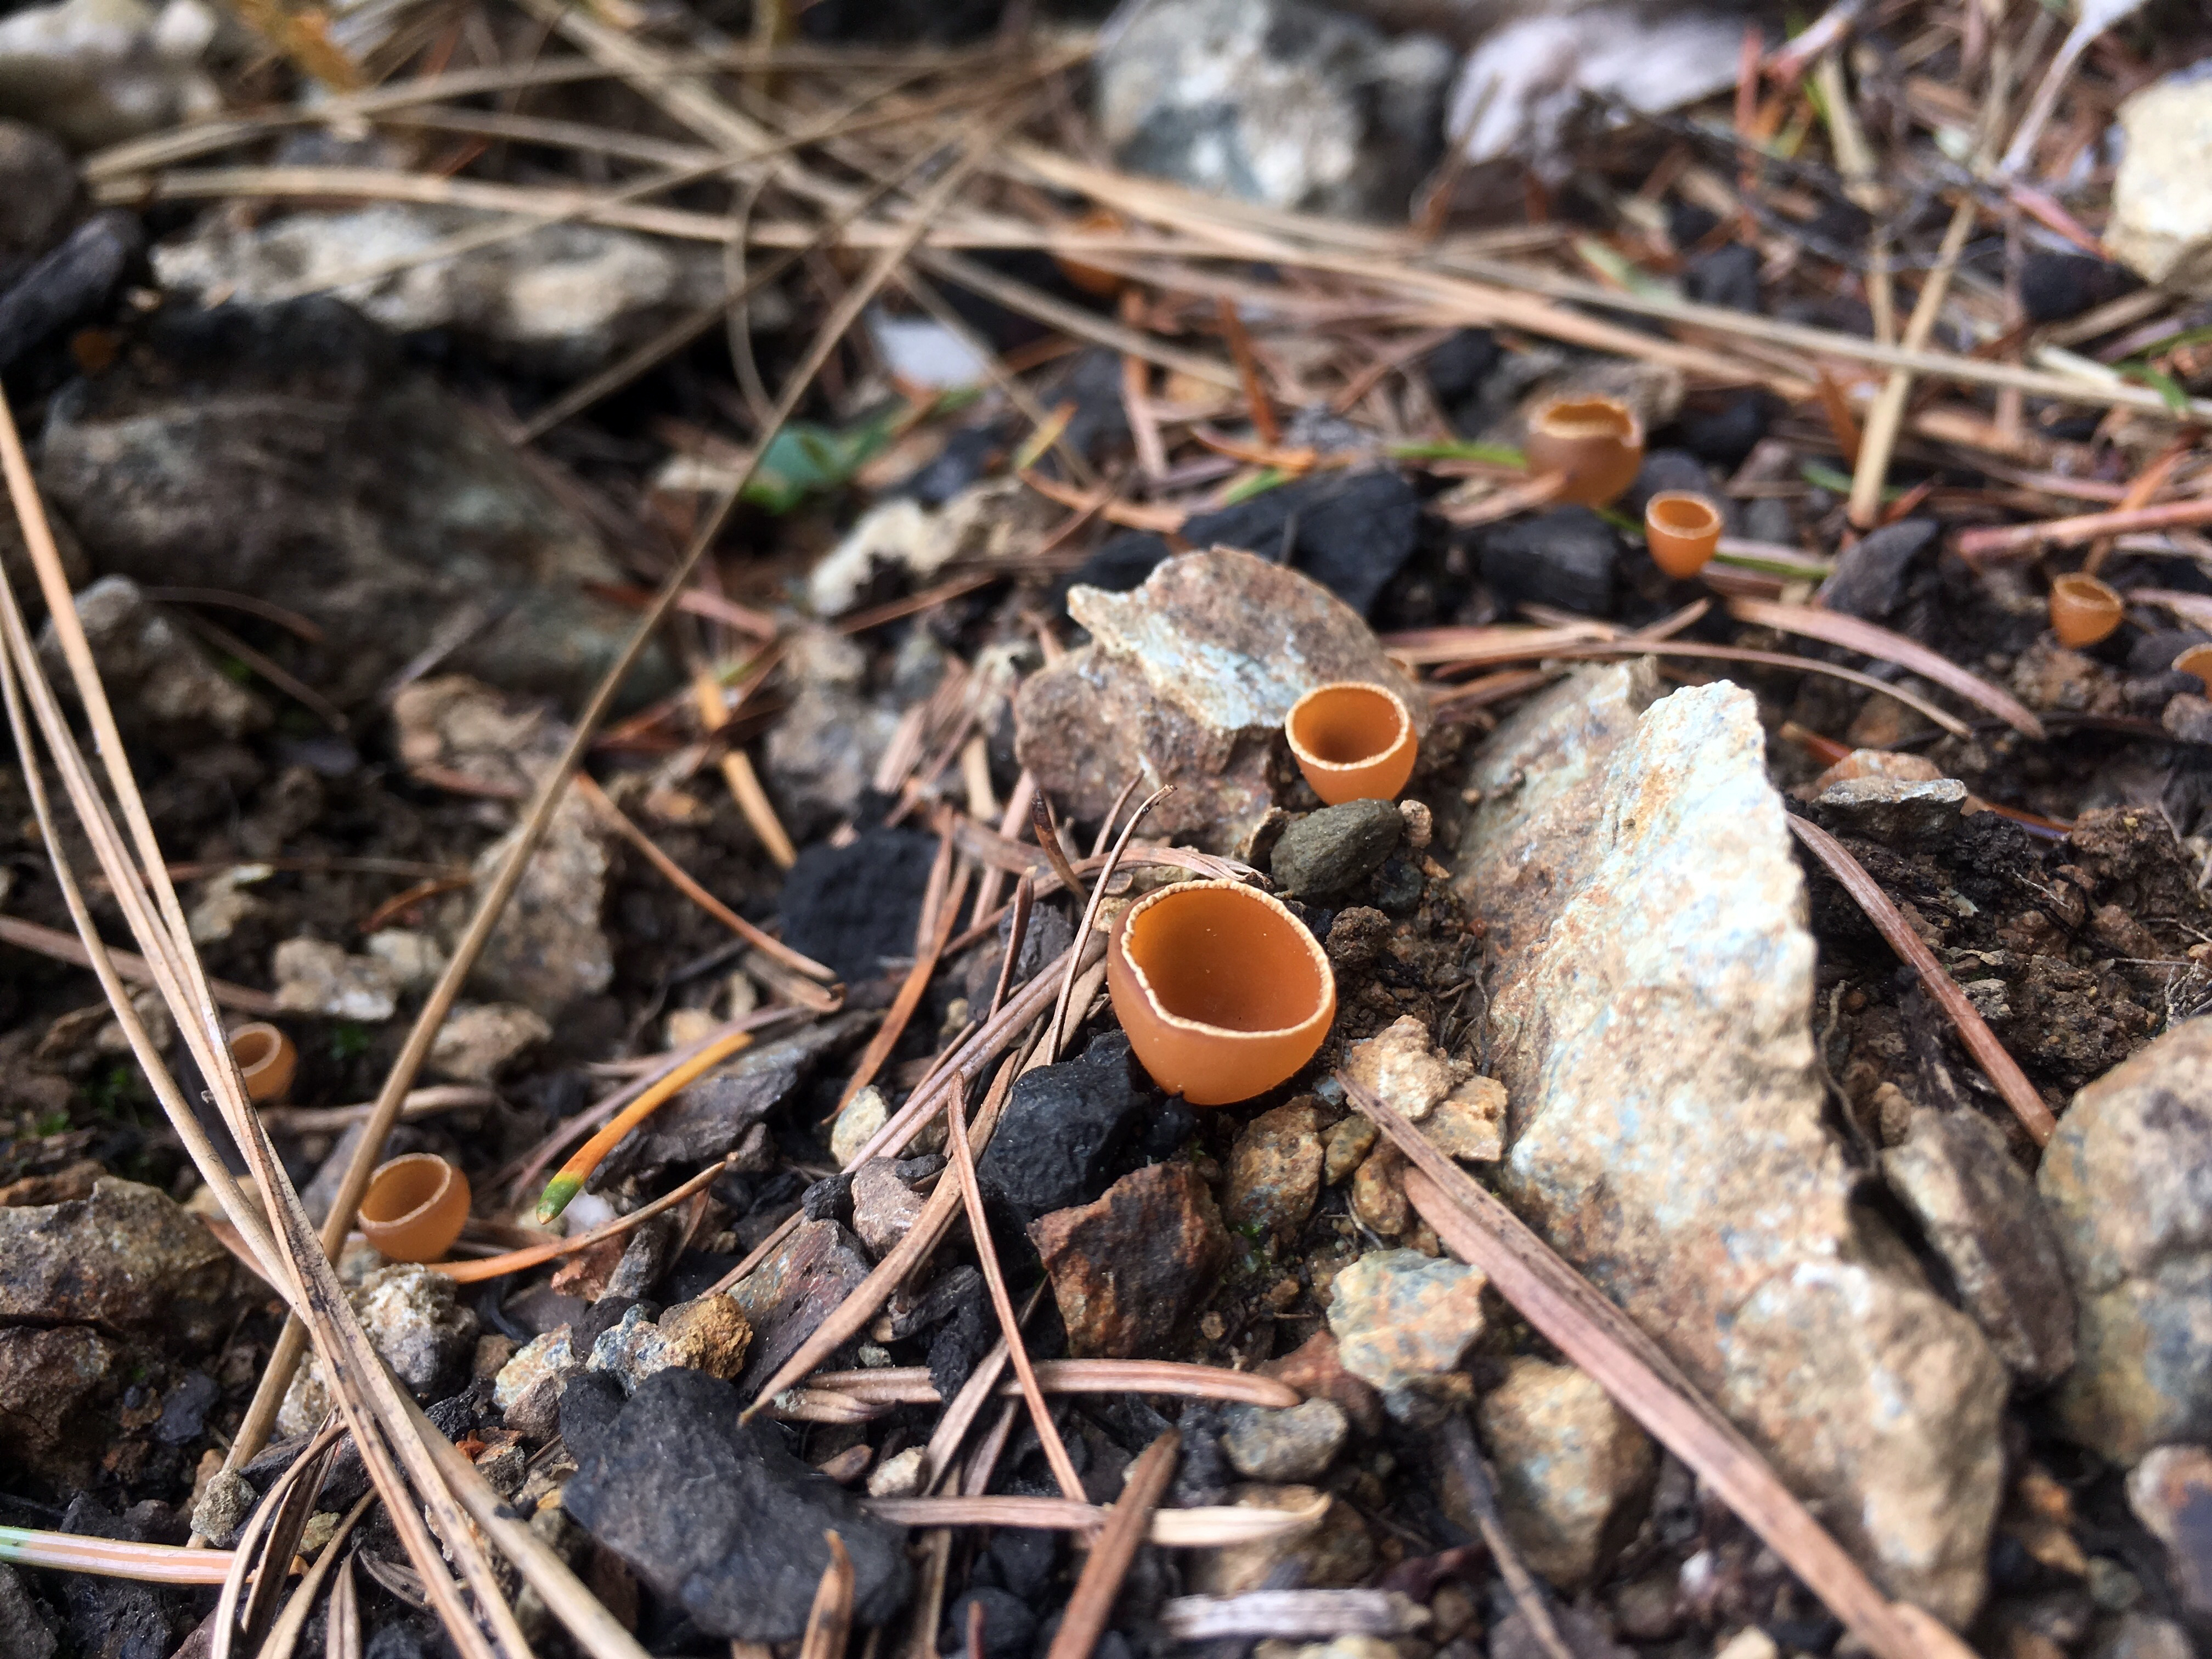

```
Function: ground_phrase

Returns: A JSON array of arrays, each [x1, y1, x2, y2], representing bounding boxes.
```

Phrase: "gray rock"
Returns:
[[2126, 1445, 2212, 1615], [1221, 1397, 1349, 1482], [561, 1368, 910, 1640], [0, 1323, 123, 1483], [273, 936, 402, 1022], [1471, 1357, 1656, 1590], [1014, 549, 1426, 855], [428, 1001, 550, 1082], [38, 574, 269, 740], [1882, 1109, 2075, 1385], [1816, 519, 1939, 620], [0, 1564, 57, 1659], [1223, 1101, 1325, 1246], [727, 1219, 872, 1391], [154, 205, 765, 376], [850, 1159, 927, 1257], [188, 1468, 255, 1548], [0, 1176, 236, 1341], [467, 794, 612, 1018], [0, 119, 76, 267], [1455, 669, 2006, 1624], [764, 628, 901, 840], [1096, 0, 1452, 221], [278, 1262, 477, 1436], [1813, 775, 1968, 847], [1326, 1249, 1488, 1395], [2163, 692, 2212, 746], [586, 1295, 751, 1394], [1272, 800, 1404, 899], [494, 1328, 576, 1412], [2092, 1613, 2194, 1659], [2108, 70, 2212, 298], [2040, 1017, 2212, 1463], [0, 0, 220, 149], [35, 301, 671, 712]]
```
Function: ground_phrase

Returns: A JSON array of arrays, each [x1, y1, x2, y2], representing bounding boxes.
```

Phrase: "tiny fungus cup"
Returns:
[[227, 1022, 297, 1104], [1523, 393, 1645, 508], [359, 1153, 470, 1263], [1107, 880, 1335, 1107], [1053, 208, 1126, 299], [2175, 644, 2212, 694], [1284, 682, 1418, 804], [1644, 490, 1724, 579], [2048, 573, 2124, 648]]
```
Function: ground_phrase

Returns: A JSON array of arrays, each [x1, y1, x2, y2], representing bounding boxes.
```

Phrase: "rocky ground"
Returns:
[[3, 2, 2212, 1658]]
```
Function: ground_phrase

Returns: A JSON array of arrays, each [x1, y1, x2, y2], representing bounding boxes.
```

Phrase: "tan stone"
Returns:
[[1472, 1357, 1656, 1588]]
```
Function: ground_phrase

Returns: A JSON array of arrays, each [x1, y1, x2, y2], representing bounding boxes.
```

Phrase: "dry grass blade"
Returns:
[[226, 86, 1020, 1474], [1156, 1592, 1429, 1641], [1044, 1430, 1179, 1659], [798, 1533, 856, 1659], [861, 1496, 1329, 1547], [805, 1361, 1299, 1408], [1954, 495, 2212, 560], [1726, 597, 2046, 738], [1787, 816, 2056, 1143], [946, 1071, 1086, 1502], [1048, 786, 1171, 1060], [326, 1550, 360, 1659], [0, 1528, 240, 1584], [239, 1427, 342, 1646], [253, 1493, 375, 1659], [213, 1421, 340, 1659], [1341, 1074, 1963, 1659]]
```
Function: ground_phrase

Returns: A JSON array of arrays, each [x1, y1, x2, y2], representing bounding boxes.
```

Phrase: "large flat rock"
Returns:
[[1454, 669, 2005, 1624]]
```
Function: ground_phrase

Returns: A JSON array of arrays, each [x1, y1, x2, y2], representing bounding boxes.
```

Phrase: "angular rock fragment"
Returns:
[[727, 1219, 872, 1389], [273, 936, 402, 1022], [1882, 1108, 2074, 1385], [562, 1368, 909, 1640], [1327, 1249, 1487, 1396], [980, 1031, 1149, 1224], [2040, 1018, 2212, 1463], [429, 1002, 550, 1082], [1342, 1015, 1504, 1164], [1811, 776, 1967, 848], [278, 1263, 477, 1436], [39, 575, 269, 740], [1472, 1357, 1656, 1589], [1014, 549, 1426, 854], [1221, 1397, 1348, 1482], [1223, 1100, 1325, 1245], [1031, 1161, 1229, 1358], [468, 793, 612, 1016], [0, 1323, 123, 1483], [1456, 667, 2006, 1624], [0, 1176, 236, 1341], [764, 628, 902, 840], [2128, 1446, 2212, 1616], [1272, 800, 1403, 900], [2107, 70, 2212, 298]]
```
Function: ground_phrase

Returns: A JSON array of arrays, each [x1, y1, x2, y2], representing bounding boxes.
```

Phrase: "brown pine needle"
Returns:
[[833, 836, 968, 1118], [537, 1028, 755, 1220], [798, 1534, 855, 1659], [1045, 1430, 1180, 1659], [693, 670, 798, 868], [1726, 598, 2047, 738], [860, 1496, 1328, 1548], [1787, 816, 2056, 1144]]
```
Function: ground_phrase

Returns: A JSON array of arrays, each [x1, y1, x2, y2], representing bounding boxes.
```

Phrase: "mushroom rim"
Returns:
[[361, 1153, 464, 1231], [1283, 682, 1414, 776], [1114, 879, 1336, 1043]]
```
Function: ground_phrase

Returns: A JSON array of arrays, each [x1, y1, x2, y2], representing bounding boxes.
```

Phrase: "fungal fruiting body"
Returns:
[[1523, 393, 1645, 508], [2174, 644, 2212, 694], [1644, 490, 1723, 579], [2047, 573, 2123, 648], [360, 1153, 471, 1263], [228, 1022, 297, 1104], [1285, 681, 1418, 804], [1107, 880, 1335, 1106]]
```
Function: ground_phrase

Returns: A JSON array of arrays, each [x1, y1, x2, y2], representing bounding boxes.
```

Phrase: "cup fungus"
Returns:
[[1107, 880, 1335, 1106], [1523, 393, 1645, 508], [1644, 490, 1724, 579], [1284, 682, 1418, 804], [2175, 644, 2212, 694], [227, 1022, 296, 1104], [359, 1153, 470, 1263], [2048, 572, 2123, 648]]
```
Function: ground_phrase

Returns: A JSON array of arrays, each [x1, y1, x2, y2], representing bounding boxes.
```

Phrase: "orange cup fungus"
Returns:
[[1108, 881, 1335, 1107], [1284, 682, 1418, 804], [1053, 208, 1126, 299], [1524, 393, 1645, 508], [359, 1153, 470, 1263], [1644, 490, 1724, 579], [2048, 573, 2123, 648], [2174, 644, 2212, 694], [228, 1022, 297, 1104]]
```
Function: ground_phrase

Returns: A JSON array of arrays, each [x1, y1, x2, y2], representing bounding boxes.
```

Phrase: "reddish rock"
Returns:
[[1259, 1330, 1383, 1436], [1031, 1162, 1230, 1358]]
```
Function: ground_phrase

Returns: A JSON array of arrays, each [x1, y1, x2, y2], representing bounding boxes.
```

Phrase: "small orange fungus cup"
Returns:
[[1053, 208, 1126, 299], [1644, 490, 1723, 579], [360, 1153, 470, 1263], [2174, 644, 2212, 693], [1108, 881, 1335, 1107], [2048, 573, 2123, 648], [228, 1022, 297, 1104], [1524, 393, 1645, 508], [1284, 682, 1418, 804]]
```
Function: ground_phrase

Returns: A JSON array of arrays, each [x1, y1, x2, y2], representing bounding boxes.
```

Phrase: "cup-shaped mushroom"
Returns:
[[1644, 490, 1724, 579], [1107, 881, 1335, 1106], [2175, 644, 2212, 693], [228, 1022, 297, 1104], [1284, 682, 1418, 804], [359, 1153, 470, 1263], [1053, 208, 1126, 298], [1523, 393, 1645, 508], [2049, 573, 2123, 648]]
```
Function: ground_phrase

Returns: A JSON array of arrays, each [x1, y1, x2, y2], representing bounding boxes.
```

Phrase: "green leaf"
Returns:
[[2119, 361, 2192, 416], [1389, 439, 1527, 467], [1218, 466, 1291, 506], [740, 406, 905, 514]]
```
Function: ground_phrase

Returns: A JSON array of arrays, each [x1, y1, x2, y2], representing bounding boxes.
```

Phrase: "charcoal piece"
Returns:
[[989, 1527, 1060, 1601], [154, 1372, 218, 1446], [1818, 518, 1939, 621], [1478, 507, 1617, 616], [0, 210, 141, 373], [561, 1369, 910, 1641], [927, 1295, 992, 1401], [1623, 448, 1716, 518], [2019, 250, 2136, 323], [1421, 329, 1501, 404], [1672, 391, 1771, 467], [977, 1031, 1148, 1224], [780, 827, 940, 983], [1682, 242, 1760, 312], [941, 1589, 1036, 1659]]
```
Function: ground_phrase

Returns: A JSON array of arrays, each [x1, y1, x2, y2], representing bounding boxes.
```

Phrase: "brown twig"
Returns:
[[797, 1534, 854, 1659], [1726, 598, 2046, 738], [1438, 1418, 1573, 1659], [1956, 495, 2212, 561], [0, 915, 279, 1013], [1786, 816, 2055, 1144], [1045, 1430, 1180, 1659]]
